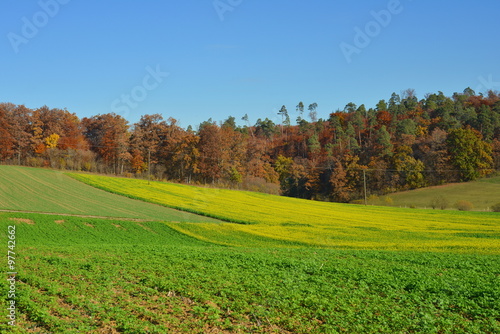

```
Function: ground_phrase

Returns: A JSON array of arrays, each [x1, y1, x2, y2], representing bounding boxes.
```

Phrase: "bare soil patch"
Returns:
[[136, 223, 157, 234], [9, 217, 35, 224]]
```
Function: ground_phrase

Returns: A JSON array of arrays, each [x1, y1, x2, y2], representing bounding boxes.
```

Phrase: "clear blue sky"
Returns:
[[1, 0, 499, 129]]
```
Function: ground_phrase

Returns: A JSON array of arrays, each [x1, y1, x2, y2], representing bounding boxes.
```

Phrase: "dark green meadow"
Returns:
[[1, 213, 499, 333]]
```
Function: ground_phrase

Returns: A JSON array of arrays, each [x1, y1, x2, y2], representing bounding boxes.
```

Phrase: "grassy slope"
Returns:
[[0, 165, 219, 223], [1, 212, 499, 333], [68, 172, 500, 253], [370, 176, 500, 210]]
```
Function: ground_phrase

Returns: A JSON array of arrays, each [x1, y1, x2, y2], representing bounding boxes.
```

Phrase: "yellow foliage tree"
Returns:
[[44, 133, 60, 149]]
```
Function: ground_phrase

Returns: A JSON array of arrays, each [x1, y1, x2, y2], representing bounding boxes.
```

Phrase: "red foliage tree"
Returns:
[[0, 105, 14, 159]]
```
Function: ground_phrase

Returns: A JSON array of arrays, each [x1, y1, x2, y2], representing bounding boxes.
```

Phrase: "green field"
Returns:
[[1, 212, 499, 333], [368, 177, 500, 211], [1, 166, 500, 333], [69, 172, 500, 253], [0, 165, 219, 223]]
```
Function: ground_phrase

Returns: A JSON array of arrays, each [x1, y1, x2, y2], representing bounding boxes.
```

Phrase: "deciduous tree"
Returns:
[[0, 105, 14, 159], [447, 127, 493, 181]]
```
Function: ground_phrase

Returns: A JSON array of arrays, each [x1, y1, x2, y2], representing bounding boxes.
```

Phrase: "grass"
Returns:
[[68, 172, 500, 254], [0, 165, 220, 223], [367, 176, 500, 211], [1, 212, 499, 333]]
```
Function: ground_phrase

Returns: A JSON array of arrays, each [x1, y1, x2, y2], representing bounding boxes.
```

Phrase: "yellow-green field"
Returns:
[[69, 173, 500, 253]]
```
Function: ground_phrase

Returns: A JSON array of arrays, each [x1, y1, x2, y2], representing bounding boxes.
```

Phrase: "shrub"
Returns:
[[384, 196, 393, 205], [430, 196, 449, 210], [491, 203, 500, 212], [367, 194, 379, 204], [456, 200, 474, 211], [82, 162, 93, 172], [229, 166, 243, 184], [26, 157, 44, 168], [241, 176, 280, 195]]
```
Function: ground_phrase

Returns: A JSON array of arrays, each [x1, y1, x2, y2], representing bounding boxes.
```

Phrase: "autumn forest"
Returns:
[[1, 88, 499, 203]]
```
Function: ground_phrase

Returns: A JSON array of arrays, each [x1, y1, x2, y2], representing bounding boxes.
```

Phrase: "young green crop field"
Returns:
[[1, 167, 500, 332], [69, 173, 500, 253], [1, 212, 499, 333], [0, 165, 220, 223], [367, 176, 500, 211]]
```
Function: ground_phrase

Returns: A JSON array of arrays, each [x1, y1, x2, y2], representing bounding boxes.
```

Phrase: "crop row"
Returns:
[[3, 244, 499, 333]]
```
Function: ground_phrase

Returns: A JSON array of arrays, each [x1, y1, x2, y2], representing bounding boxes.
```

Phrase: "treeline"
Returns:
[[0, 88, 499, 202]]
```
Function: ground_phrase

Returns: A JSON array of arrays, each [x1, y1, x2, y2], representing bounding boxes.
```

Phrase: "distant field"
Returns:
[[69, 173, 500, 253], [1, 212, 499, 333], [369, 176, 500, 211], [0, 165, 220, 223]]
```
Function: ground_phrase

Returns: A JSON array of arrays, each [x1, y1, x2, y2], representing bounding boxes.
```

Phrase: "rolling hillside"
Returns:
[[0, 165, 219, 223], [368, 176, 500, 210]]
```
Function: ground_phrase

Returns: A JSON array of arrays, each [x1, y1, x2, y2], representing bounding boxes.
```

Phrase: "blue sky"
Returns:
[[1, 0, 499, 129]]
